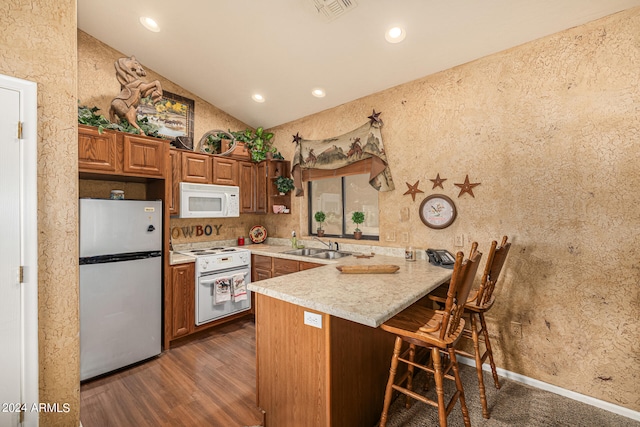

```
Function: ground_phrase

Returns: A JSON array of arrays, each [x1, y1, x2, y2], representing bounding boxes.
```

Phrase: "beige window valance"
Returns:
[[291, 122, 395, 196]]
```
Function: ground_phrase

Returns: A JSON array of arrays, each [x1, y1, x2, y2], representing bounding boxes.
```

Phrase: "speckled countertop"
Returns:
[[169, 240, 452, 327], [169, 251, 197, 265], [245, 243, 453, 328]]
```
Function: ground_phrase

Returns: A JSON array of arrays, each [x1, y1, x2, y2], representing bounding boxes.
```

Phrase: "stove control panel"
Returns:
[[195, 249, 251, 275]]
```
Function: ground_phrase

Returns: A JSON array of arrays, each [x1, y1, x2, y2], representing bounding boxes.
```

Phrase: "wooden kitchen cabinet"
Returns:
[[169, 263, 195, 340], [256, 162, 267, 212], [299, 260, 323, 271], [78, 124, 169, 179], [169, 149, 181, 215], [252, 254, 273, 281], [273, 258, 299, 276], [239, 159, 291, 215], [123, 134, 166, 177], [181, 151, 212, 183], [251, 254, 322, 282], [239, 161, 267, 213], [212, 156, 238, 185], [267, 160, 292, 215], [78, 125, 118, 173]]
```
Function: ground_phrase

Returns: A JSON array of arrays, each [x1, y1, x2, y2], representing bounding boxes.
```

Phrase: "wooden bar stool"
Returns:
[[379, 248, 482, 427], [428, 236, 511, 419]]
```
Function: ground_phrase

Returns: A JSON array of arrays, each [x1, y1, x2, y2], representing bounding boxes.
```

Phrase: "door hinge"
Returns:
[[17, 121, 23, 139], [19, 266, 24, 283]]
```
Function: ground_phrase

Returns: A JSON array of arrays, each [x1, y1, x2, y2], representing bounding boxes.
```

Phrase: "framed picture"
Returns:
[[137, 90, 194, 141]]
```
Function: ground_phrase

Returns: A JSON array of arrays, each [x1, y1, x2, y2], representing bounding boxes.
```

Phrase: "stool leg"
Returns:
[[431, 347, 448, 427], [479, 312, 501, 389], [380, 337, 403, 427], [405, 344, 416, 408], [471, 313, 490, 419], [449, 349, 471, 427], [423, 350, 433, 392]]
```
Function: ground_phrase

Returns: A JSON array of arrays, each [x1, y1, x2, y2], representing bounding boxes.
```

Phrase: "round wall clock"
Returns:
[[419, 194, 457, 229]]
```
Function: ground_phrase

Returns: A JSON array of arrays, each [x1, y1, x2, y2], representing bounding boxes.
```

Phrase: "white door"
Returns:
[[0, 76, 38, 427], [0, 84, 23, 427]]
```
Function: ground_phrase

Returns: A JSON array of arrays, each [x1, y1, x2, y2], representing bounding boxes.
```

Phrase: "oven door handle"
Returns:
[[199, 277, 218, 287]]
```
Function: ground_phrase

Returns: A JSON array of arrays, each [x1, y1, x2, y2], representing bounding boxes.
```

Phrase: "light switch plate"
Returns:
[[304, 311, 322, 329]]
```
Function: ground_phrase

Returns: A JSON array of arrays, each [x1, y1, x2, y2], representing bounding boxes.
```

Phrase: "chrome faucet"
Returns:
[[313, 236, 337, 251]]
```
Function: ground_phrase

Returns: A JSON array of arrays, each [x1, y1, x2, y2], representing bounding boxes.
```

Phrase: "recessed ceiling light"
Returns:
[[385, 26, 405, 43], [252, 93, 265, 103], [140, 17, 160, 32], [311, 88, 326, 98]]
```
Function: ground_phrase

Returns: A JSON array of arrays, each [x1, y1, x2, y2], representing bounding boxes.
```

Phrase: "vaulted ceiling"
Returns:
[[78, 0, 640, 128]]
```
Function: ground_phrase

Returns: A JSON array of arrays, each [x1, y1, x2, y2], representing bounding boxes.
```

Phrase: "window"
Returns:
[[308, 174, 379, 240]]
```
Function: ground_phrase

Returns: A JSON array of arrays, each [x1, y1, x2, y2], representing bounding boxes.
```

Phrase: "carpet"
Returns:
[[379, 364, 639, 427]]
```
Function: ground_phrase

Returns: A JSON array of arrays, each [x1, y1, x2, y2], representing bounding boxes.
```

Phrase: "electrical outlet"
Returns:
[[510, 321, 522, 338], [304, 311, 323, 329], [454, 234, 464, 247]]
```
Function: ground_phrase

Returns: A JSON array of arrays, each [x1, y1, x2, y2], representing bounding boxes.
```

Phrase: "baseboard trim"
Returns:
[[457, 356, 640, 422]]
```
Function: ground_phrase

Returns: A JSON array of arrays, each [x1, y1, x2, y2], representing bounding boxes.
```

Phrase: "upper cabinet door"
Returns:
[[78, 125, 118, 173], [169, 149, 181, 215], [181, 152, 212, 184], [255, 161, 267, 213], [123, 134, 166, 177], [212, 157, 238, 186], [239, 161, 256, 213]]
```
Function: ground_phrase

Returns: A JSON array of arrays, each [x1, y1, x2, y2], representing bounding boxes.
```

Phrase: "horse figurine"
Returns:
[[109, 56, 163, 135]]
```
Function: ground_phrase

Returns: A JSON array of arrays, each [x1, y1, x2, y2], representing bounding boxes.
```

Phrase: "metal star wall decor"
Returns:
[[403, 180, 424, 201], [430, 173, 447, 189], [292, 132, 302, 144], [454, 175, 481, 198], [368, 109, 383, 126]]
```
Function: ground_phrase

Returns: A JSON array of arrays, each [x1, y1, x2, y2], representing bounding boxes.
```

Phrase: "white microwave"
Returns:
[[179, 183, 240, 218]]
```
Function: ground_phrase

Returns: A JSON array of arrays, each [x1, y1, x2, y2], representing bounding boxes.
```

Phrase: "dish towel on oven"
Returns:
[[213, 276, 232, 304], [232, 273, 247, 302]]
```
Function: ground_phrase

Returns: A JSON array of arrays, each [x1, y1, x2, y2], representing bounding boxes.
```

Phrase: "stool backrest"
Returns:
[[474, 236, 511, 307], [440, 248, 482, 340]]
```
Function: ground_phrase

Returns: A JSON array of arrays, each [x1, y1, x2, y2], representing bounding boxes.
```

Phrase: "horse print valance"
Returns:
[[291, 122, 395, 196]]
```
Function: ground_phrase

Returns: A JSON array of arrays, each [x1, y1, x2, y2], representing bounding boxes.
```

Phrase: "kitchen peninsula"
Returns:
[[247, 245, 453, 427]]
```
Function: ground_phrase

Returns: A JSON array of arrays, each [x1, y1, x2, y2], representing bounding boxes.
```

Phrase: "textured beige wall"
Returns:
[[265, 8, 640, 411], [1, 1, 80, 426]]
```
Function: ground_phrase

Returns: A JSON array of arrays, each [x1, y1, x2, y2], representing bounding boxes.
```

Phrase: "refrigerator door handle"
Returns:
[[80, 250, 162, 265]]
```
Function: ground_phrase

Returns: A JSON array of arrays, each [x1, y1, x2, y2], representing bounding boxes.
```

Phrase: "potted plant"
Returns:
[[239, 127, 276, 162], [314, 211, 326, 237], [351, 211, 365, 239], [274, 176, 295, 195]]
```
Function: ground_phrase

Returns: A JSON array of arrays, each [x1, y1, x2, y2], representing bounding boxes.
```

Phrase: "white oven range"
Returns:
[[179, 247, 252, 326]]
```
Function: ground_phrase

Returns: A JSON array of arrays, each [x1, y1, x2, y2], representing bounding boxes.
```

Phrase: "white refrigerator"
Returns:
[[79, 198, 163, 381]]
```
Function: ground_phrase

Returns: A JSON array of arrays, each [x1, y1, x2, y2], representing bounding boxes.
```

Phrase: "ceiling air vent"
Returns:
[[309, 0, 358, 22]]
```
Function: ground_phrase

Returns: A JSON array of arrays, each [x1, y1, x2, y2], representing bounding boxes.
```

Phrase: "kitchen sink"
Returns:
[[310, 251, 352, 260], [283, 248, 328, 256]]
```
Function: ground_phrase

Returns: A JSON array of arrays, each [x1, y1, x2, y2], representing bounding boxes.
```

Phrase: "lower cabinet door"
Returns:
[[171, 263, 194, 339], [273, 258, 299, 276]]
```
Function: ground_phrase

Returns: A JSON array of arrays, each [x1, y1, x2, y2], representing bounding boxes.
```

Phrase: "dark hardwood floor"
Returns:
[[80, 317, 264, 427]]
